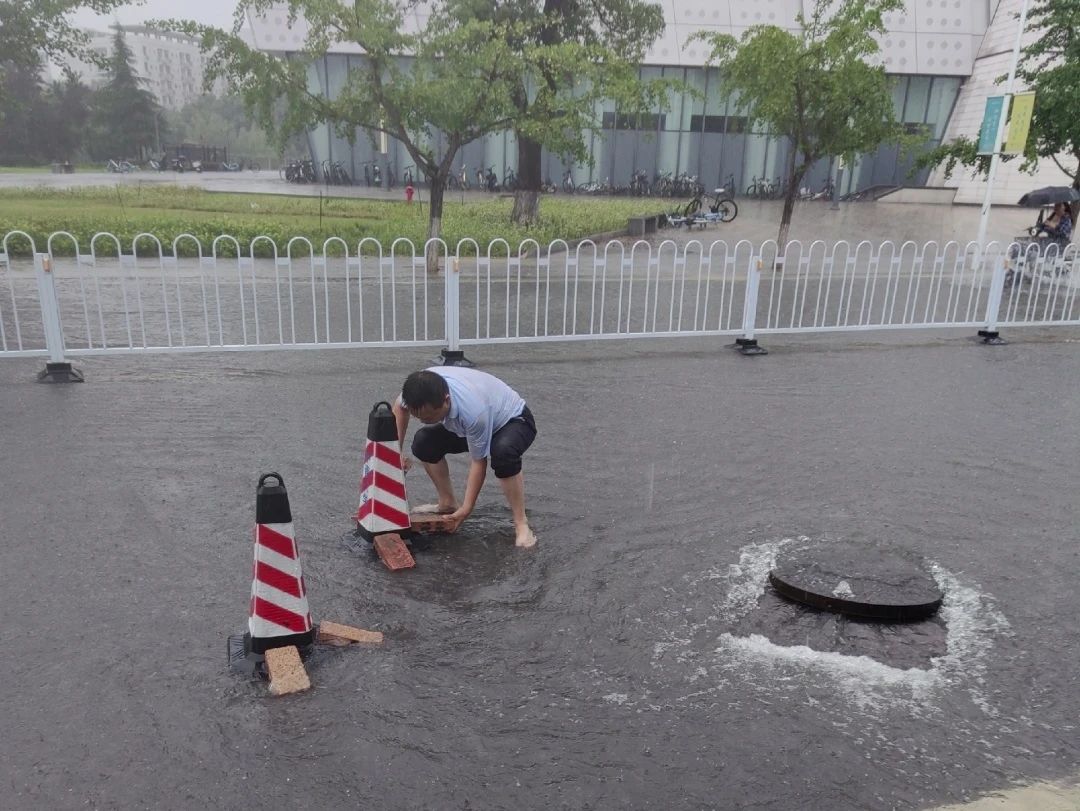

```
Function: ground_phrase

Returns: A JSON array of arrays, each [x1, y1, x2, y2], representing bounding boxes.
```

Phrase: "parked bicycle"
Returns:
[[561, 168, 575, 194], [280, 158, 317, 183], [502, 166, 518, 192], [105, 158, 137, 173], [476, 166, 499, 192], [680, 184, 739, 224], [629, 169, 650, 196], [321, 159, 352, 185], [798, 178, 834, 201]]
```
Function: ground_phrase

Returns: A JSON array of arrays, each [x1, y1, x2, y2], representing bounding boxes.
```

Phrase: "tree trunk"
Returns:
[[511, 134, 542, 226], [426, 174, 447, 274], [776, 145, 802, 251]]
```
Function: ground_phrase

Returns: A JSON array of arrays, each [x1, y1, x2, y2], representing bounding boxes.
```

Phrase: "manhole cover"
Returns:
[[769, 544, 943, 621]]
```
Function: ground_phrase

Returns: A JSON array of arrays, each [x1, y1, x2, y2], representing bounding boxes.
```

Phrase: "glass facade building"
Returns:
[[248, 0, 993, 196], [305, 58, 961, 196]]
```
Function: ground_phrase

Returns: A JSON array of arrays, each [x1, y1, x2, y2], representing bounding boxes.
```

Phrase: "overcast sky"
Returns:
[[71, 0, 237, 31]]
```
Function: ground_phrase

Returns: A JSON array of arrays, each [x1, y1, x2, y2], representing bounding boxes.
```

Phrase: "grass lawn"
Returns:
[[0, 165, 98, 174], [0, 185, 675, 255]]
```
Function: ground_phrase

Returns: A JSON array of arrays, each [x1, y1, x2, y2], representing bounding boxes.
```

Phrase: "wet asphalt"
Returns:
[[0, 329, 1078, 810]]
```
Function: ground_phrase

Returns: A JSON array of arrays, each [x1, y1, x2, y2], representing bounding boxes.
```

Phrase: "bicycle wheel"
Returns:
[[714, 199, 738, 223], [682, 197, 702, 218]]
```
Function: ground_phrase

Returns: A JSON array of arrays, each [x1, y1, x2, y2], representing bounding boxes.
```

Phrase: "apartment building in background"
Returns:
[[56, 25, 225, 110]]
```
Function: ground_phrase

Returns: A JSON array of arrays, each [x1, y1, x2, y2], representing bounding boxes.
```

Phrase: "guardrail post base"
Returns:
[[37, 361, 85, 383], [976, 329, 1007, 346], [437, 348, 475, 367], [733, 338, 768, 356]]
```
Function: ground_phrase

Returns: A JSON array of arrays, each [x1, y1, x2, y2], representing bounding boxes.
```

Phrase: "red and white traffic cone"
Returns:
[[229, 473, 315, 679], [356, 401, 415, 569]]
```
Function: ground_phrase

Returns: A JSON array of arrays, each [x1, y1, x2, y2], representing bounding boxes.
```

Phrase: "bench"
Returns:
[[627, 214, 663, 237]]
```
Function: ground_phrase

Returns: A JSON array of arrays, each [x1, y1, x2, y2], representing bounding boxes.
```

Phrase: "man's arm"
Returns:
[[391, 397, 410, 455], [448, 458, 487, 530]]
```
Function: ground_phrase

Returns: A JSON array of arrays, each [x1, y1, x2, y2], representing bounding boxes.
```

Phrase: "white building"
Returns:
[[928, 0, 1074, 203], [58, 25, 226, 110], [245, 0, 1064, 203]]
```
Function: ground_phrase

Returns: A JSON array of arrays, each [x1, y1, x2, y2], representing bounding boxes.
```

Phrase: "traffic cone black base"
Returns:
[[227, 631, 316, 678]]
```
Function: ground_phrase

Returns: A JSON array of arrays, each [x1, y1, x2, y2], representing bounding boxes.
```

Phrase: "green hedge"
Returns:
[[0, 186, 674, 257]]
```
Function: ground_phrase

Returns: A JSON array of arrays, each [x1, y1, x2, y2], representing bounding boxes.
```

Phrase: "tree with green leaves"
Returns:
[[166, 0, 669, 262], [0, 61, 49, 163], [698, 0, 908, 248], [917, 0, 1080, 220], [443, 0, 667, 225], [166, 94, 279, 162], [0, 0, 133, 104], [88, 28, 163, 161], [0, 61, 91, 164]]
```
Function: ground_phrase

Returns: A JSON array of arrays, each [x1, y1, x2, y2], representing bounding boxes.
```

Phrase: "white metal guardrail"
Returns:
[[1, 232, 1077, 365]]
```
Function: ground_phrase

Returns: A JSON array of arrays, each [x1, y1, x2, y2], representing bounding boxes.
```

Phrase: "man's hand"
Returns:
[[444, 509, 470, 533], [402, 456, 413, 473]]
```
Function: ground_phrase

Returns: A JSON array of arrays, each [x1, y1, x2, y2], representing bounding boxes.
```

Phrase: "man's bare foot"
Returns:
[[515, 526, 537, 549], [413, 503, 457, 515]]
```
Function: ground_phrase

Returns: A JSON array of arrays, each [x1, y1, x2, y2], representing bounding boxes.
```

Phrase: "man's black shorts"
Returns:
[[412, 406, 536, 478]]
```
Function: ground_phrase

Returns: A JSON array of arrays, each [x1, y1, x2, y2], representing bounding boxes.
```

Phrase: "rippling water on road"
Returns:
[[1, 331, 1078, 810]]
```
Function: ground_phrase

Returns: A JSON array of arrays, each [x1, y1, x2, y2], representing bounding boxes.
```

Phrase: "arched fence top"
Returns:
[[46, 231, 79, 256], [132, 233, 165, 258], [2, 230, 37, 255], [249, 235, 279, 259], [171, 233, 204, 258], [285, 235, 315, 259], [90, 231, 124, 258], [211, 234, 243, 259]]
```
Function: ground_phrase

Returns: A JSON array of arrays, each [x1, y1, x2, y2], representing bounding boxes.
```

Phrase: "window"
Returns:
[[602, 112, 667, 131], [690, 115, 748, 134]]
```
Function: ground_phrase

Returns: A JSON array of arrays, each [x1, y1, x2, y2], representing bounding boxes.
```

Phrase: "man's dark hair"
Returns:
[[401, 370, 449, 409]]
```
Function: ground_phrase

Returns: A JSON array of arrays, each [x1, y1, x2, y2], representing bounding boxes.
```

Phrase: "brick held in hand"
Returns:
[[410, 512, 456, 534]]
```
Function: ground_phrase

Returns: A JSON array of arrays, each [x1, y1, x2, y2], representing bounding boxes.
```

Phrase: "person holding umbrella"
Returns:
[[1035, 202, 1072, 247]]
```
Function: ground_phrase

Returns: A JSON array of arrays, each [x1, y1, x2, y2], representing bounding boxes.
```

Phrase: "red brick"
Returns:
[[318, 621, 384, 646], [265, 646, 310, 696], [410, 513, 456, 534], [374, 533, 415, 570]]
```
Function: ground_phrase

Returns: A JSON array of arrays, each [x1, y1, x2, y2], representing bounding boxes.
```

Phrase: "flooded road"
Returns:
[[1, 331, 1078, 809]]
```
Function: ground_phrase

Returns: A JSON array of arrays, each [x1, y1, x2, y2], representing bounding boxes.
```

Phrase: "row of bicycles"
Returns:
[[280, 159, 352, 185], [273, 158, 852, 208], [107, 157, 263, 173], [745, 175, 836, 201]]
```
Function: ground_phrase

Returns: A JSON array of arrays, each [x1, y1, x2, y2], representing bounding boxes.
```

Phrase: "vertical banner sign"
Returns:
[[1003, 91, 1035, 155], [977, 96, 1006, 155]]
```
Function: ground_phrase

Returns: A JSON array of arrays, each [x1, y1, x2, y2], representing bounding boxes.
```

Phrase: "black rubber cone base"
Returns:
[[977, 329, 1007, 345], [228, 632, 316, 678], [37, 362, 85, 383], [733, 338, 768, 356], [769, 544, 943, 621], [228, 633, 266, 678], [438, 348, 475, 367]]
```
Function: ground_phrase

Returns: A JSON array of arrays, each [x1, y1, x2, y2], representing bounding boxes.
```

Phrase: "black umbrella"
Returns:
[[1017, 186, 1080, 207]]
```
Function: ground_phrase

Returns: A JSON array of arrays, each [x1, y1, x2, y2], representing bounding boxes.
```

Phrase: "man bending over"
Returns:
[[393, 368, 538, 548]]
